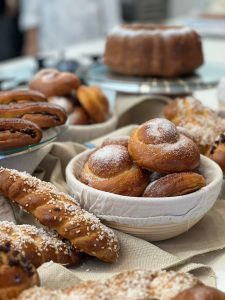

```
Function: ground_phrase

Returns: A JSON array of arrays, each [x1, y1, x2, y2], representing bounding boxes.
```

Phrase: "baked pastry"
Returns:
[[143, 172, 206, 197], [0, 244, 39, 300], [104, 24, 204, 77], [128, 118, 200, 173], [77, 86, 109, 123], [0, 102, 67, 129], [0, 119, 42, 149], [17, 269, 201, 300], [172, 285, 225, 300], [0, 168, 119, 263], [0, 221, 80, 268], [48, 96, 74, 114], [207, 133, 225, 173], [29, 68, 80, 97], [68, 106, 90, 125], [80, 145, 149, 196], [101, 136, 129, 148], [164, 97, 225, 154], [0, 90, 47, 104]]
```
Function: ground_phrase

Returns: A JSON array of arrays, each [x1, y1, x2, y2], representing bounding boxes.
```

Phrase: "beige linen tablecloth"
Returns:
[[0, 95, 225, 290]]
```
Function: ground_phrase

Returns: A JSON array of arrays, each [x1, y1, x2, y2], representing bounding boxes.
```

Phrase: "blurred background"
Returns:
[[0, 0, 224, 62]]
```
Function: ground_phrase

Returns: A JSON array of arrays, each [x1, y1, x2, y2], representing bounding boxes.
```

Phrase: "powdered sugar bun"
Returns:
[[128, 118, 200, 173], [80, 144, 149, 196]]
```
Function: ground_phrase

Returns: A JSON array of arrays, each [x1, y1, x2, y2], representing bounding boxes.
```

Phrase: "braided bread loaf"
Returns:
[[0, 221, 80, 267], [17, 269, 203, 300], [0, 168, 119, 263]]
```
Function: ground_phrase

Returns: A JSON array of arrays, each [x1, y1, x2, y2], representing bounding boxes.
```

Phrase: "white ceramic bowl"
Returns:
[[66, 150, 223, 241]]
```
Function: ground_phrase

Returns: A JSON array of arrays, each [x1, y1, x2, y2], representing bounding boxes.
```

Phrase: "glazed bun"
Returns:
[[143, 172, 206, 197], [172, 285, 225, 300], [128, 118, 200, 173], [80, 145, 149, 196], [207, 133, 225, 173]]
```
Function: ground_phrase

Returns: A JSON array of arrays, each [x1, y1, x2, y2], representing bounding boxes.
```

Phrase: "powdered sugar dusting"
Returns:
[[0, 221, 75, 259], [142, 118, 178, 144], [17, 270, 199, 300]]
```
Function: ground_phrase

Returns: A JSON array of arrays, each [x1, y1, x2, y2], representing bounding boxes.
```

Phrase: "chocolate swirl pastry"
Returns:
[[207, 133, 225, 173], [0, 90, 47, 104], [0, 244, 39, 300], [0, 119, 42, 149], [0, 102, 67, 129]]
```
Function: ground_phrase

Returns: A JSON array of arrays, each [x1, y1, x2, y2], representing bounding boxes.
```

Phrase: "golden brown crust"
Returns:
[[143, 172, 206, 197], [0, 102, 67, 129], [68, 106, 90, 125], [104, 24, 203, 77], [77, 86, 109, 123], [17, 270, 201, 300], [0, 245, 39, 300], [0, 168, 119, 263], [0, 90, 47, 104], [101, 136, 129, 148], [0, 119, 42, 149], [172, 285, 225, 300], [80, 145, 149, 196], [128, 118, 200, 173], [207, 134, 225, 173], [29, 68, 80, 97], [0, 221, 80, 268]]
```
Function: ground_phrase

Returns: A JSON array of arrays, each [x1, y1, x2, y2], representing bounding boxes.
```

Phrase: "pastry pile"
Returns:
[[80, 118, 206, 198], [29, 68, 110, 126], [0, 89, 67, 150], [164, 96, 225, 173]]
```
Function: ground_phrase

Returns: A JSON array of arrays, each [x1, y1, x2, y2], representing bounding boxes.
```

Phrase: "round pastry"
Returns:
[[79, 145, 149, 196], [128, 118, 200, 173], [143, 172, 206, 197], [77, 86, 109, 123], [29, 68, 80, 97], [101, 136, 129, 148], [48, 96, 74, 114], [104, 24, 204, 77], [0, 244, 39, 300], [207, 133, 225, 173], [68, 106, 90, 125], [0, 90, 47, 104]]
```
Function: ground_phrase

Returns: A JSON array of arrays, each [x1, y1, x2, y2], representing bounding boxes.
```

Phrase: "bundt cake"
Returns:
[[104, 24, 204, 77]]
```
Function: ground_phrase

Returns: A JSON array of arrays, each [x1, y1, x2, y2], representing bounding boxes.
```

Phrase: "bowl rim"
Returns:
[[68, 112, 118, 129], [66, 148, 223, 205]]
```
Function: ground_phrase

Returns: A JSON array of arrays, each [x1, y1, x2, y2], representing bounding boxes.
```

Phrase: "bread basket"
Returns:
[[66, 150, 223, 241]]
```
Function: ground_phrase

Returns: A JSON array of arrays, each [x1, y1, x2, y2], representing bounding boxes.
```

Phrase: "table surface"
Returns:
[[1, 36, 225, 289]]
